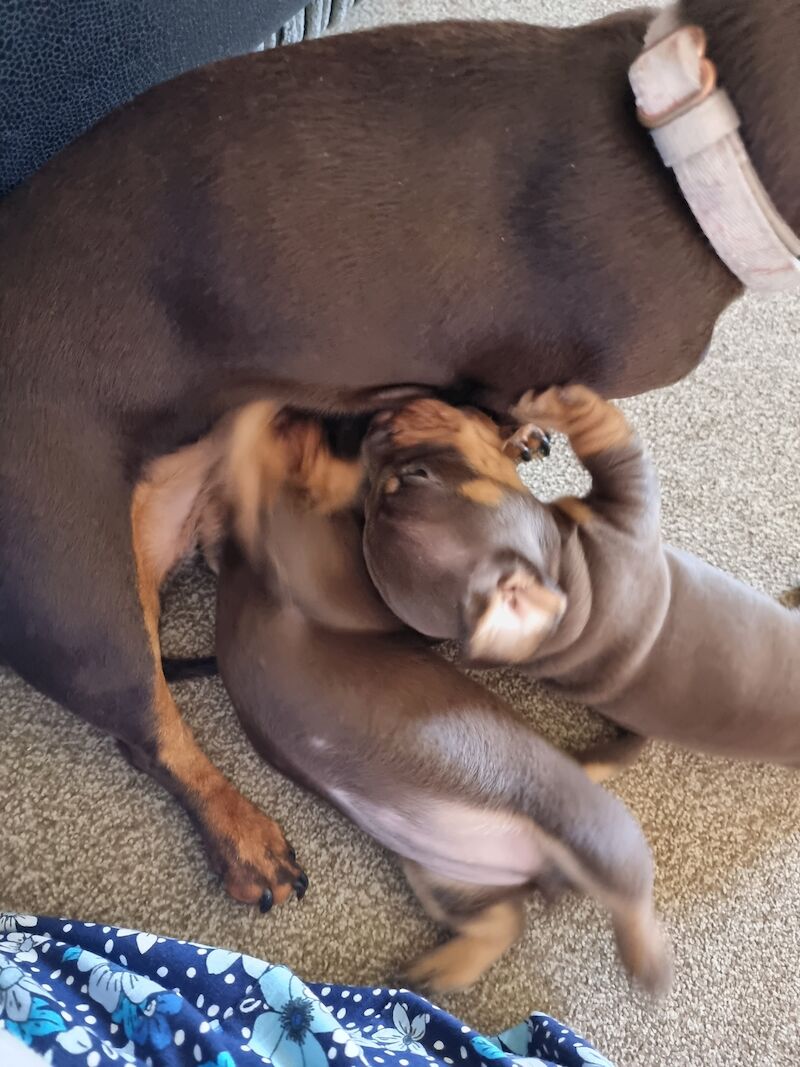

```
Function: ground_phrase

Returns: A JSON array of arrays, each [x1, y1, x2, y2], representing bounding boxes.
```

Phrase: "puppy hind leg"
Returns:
[[544, 838, 672, 997], [401, 861, 525, 994], [575, 728, 648, 784], [609, 893, 673, 998]]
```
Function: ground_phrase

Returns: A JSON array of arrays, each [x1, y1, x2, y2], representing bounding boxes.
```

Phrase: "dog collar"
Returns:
[[629, 18, 800, 293]]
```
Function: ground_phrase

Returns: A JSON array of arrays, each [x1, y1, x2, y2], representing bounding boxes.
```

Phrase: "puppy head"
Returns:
[[362, 399, 565, 659]]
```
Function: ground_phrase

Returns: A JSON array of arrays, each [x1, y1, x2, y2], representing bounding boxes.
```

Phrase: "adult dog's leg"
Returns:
[[0, 459, 304, 909]]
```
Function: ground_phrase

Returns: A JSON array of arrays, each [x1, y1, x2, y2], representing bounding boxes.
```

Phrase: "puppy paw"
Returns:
[[614, 906, 673, 1000], [511, 385, 631, 458], [501, 423, 551, 462]]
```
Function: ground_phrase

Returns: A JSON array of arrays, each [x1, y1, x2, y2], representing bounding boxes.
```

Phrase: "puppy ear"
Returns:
[[463, 551, 566, 664]]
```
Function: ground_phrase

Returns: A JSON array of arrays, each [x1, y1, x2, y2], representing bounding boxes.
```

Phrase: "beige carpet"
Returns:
[[3, 2, 800, 1064]]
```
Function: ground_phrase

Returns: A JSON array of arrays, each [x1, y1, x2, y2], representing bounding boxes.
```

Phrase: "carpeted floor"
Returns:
[[3, 1, 800, 1064]]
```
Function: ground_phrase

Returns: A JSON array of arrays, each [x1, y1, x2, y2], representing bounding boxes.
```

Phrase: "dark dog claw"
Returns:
[[519, 445, 533, 462], [294, 873, 309, 900], [539, 433, 552, 458], [259, 889, 274, 913], [288, 847, 297, 863]]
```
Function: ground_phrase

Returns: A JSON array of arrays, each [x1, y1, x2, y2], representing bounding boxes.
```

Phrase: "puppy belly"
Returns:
[[329, 789, 543, 886]]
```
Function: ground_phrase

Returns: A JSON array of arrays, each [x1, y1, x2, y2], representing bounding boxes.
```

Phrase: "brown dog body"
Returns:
[[211, 407, 670, 994], [0, 0, 797, 900], [361, 389, 800, 770]]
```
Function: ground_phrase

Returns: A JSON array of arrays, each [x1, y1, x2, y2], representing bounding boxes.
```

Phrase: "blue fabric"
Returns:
[[0, 914, 614, 1067]]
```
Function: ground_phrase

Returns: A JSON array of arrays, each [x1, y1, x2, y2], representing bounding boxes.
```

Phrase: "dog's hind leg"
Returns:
[[401, 861, 525, 994]]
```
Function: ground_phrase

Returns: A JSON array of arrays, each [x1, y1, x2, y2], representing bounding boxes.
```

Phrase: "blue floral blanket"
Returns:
[[0, 915, 613, 1067]]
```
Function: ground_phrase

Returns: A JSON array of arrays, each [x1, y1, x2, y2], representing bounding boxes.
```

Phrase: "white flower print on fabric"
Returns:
[[0, 931, 53, 964], [0, 956, 52, 1022], [55, 1024, 138, 1063], [370, 1003, 430, 1055], [0, 914, 37, 935], [71, 950, 165, 1014], [0, 955, 66, 1048], [204, 947, 269, 980]]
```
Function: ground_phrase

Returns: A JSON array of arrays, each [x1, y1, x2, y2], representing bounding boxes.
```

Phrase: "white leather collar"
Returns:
[[629, 9, 800, 293]]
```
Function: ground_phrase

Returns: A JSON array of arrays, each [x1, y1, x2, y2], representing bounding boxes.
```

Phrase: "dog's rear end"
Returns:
[[211, 404, 671, 994]]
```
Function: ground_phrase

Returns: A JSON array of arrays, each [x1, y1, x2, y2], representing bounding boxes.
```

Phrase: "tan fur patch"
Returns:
[[581, 761, 619, 784], [404, 898, 525, 993], [283, 419, 363, 514], [511, 385, 633, 459], [459, 478, 505, 506], [219, 401, 288, 558], [553, 495, 595, 525], [390, 399, 526, 492], [218, 403, 364, 559], [132, 436, 223, 590], [130, 489, 297, 907]]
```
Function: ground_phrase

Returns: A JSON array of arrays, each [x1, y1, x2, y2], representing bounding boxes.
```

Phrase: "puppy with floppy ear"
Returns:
[[463, 550, 567, 664]]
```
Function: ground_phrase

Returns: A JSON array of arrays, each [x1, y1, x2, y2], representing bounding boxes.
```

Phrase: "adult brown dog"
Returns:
[[0, 0, 796, 906]]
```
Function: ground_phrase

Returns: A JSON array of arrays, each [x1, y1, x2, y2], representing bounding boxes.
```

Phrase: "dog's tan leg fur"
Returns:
[[402, 862, 525, 993], [553, 495, 595, 526], [511, 385, 633, 459], [130, 473, 298, 905], [578, 731, 648, 784]]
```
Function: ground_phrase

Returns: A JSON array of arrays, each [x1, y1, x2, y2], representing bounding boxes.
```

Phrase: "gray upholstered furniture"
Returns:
[[0, 0, 361, 197]]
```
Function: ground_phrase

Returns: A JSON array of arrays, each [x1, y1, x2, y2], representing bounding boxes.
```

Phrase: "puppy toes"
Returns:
[[510, 385, 588, 434], [502, 423, 551, 462]]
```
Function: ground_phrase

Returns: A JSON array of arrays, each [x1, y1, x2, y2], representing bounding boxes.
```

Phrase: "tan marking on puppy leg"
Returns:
[[402, 862, 525, 993], [581, 762, 619, 784], [405, 898, 525, 993], [130, 493, 299, 906], [612, 896, 673, 998], [553, 495, 595, 526], [459, 478, 505, 506], [511, 385, 633, 458], [389, 399, 526, 492], [576, 732, 648, 783]]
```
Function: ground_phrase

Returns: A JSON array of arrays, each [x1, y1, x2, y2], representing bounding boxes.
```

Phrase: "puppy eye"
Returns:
[[402, 466, 430, 481]]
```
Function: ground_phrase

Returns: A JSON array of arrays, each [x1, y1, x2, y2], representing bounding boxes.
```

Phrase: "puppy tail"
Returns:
[[161, 655, 219, 682]]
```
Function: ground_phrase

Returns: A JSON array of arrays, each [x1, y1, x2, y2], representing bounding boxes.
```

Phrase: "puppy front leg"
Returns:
[[510, 383, 633, 460], [511, 384, 660, 533]]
